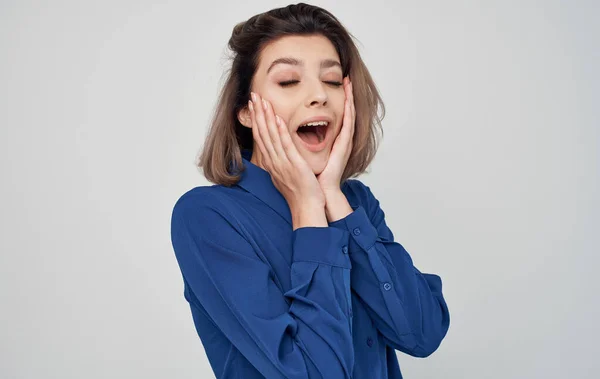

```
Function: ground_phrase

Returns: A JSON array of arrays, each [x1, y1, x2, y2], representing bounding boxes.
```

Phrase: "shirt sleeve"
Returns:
[[328, 181, 450, 358], [170, 192, 354, 379]]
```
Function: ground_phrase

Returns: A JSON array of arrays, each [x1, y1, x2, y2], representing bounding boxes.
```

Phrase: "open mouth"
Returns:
[[296, 121, 329, 148]]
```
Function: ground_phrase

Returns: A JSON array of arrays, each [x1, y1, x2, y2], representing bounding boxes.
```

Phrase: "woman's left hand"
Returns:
[[317, 76, 355, 196]]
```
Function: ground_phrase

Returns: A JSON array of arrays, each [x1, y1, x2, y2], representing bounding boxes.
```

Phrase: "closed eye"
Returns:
[[278, 80, 299, 87], [278, 80, 343, 88]]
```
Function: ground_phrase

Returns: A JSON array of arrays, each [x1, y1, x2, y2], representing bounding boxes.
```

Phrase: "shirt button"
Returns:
[[383, 282, 392, 291], [342, 245, 348, 254], [366, 337, 374, 347], [353, 227, 361, 236]]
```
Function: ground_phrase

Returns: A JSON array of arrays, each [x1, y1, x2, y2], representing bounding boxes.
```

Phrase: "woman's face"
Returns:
[[241, 34, 346, 175]]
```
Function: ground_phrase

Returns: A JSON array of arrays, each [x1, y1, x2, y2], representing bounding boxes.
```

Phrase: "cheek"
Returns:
[[333, 96, 346, 126], [268, 101, 295, 130], [254, 85, 291, 118], [331, 89, 346, 111]]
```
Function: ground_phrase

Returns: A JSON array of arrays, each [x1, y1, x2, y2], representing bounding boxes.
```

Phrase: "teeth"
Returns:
[[299, 121, 329, 128]]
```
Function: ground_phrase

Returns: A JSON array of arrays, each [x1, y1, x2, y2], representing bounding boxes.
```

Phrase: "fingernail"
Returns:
[[251, 92, 257, 102], [248, 100, 253, 111], [275, 115, 281, 126], [262, 99, 267, 111]]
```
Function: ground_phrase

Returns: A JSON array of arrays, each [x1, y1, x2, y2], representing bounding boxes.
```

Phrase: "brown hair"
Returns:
[[197, 3, 385, 186]]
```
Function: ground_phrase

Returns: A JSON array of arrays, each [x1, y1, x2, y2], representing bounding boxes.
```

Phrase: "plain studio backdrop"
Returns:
[[1, 0, 598, 378]]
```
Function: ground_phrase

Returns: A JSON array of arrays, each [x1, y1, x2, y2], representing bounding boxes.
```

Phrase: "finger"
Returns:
[[248, 99, 271, 167], [262, 98, 287, 161], [342, 99, 353, 143], [344, 76, 351, 100], [346, 98, 355, 154], [339, 99, 354, 157], [329, 99, 350, 157], [276, 115, 304, 165], [346, 79, 356, 146], [350, 81, 356, 128], [251, 92, 277, 161], [347, 78, 355, 126], [343, 78, 353, 127]]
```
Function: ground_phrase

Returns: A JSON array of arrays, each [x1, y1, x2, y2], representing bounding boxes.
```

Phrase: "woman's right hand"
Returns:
[[249, 92, 327, 229]]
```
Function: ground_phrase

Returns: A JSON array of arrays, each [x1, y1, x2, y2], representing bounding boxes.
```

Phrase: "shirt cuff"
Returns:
[[328, 206, 379, 252], [292, 227, 352, 268]]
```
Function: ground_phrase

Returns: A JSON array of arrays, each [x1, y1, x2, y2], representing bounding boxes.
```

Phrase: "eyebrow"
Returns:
[[266, 57, 342, 74]]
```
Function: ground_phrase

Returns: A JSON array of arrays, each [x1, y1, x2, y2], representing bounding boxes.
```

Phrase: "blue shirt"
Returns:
[[170, 149, 450, 379]]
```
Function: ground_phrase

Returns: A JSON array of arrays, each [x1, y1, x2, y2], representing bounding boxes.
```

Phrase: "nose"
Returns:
[[304, 79, 328, 108]]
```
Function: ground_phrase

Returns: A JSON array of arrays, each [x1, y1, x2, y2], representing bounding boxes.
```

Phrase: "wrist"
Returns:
[[324, 190, 353, 223], [290, 202, 327, 230]]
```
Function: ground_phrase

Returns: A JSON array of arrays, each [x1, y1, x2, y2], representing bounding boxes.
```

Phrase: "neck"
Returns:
[[249, 146, 264, 171]]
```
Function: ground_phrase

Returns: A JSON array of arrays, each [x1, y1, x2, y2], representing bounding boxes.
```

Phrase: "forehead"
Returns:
[[258, 35, 340, 68]]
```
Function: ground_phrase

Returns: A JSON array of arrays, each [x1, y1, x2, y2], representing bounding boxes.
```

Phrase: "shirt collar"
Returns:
[[236, 149, 292, 226]]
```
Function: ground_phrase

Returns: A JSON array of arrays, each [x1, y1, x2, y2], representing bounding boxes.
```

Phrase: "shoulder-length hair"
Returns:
[[198, 3, 385, 186]]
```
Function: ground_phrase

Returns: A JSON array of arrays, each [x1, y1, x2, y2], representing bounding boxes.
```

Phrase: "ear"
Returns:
[[237, 106, 252, 129]]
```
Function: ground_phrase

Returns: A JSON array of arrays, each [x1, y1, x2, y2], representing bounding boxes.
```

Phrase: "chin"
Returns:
[[303, 153, 329, 176], [294, 140, 332, 176], [311, 165, 326, 176]]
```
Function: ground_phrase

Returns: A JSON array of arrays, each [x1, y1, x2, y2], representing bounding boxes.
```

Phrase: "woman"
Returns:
[[170, 3, 450, 378]]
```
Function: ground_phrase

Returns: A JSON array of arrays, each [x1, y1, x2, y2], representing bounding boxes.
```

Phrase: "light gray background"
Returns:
[[1, 0, 598, 378]]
